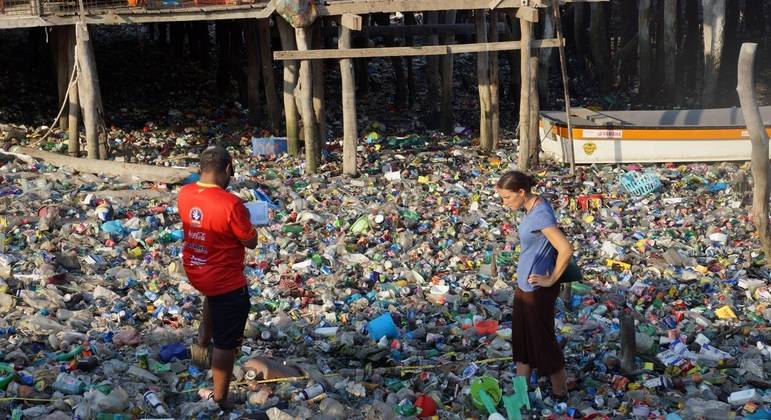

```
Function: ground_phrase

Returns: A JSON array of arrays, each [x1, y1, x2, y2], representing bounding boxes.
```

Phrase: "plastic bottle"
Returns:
[[293, 383, 325, 401], [52, 373, 86, 395], [95, 414, 134, 420], [143, 391, 169, 416]]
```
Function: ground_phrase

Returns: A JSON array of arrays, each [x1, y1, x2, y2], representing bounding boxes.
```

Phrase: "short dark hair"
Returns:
[[496, 170, 535, 192], [200, 145, 232, 174]]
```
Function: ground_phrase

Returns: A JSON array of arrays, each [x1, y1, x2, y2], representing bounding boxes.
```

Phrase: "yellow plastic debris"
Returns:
[[715, 305, 737, 319]]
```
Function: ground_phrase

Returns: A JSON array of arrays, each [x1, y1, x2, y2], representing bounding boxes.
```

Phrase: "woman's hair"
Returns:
[[496, 171, 535, 192]]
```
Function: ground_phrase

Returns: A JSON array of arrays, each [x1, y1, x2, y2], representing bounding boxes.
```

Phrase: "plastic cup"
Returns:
[[367, 313, 399, 341]]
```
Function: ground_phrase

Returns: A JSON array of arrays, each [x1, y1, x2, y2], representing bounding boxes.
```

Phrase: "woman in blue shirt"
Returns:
[[495, 171, 573, 399]]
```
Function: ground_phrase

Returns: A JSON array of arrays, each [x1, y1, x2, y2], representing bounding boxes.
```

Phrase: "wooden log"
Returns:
[[518, 17, 533, 170], [426, 11, 441, 125], [339, 24, 357, 176], [273, 38, 563, 60], [245, 20, 262, 126], [620, 312, 636, 373], [489, 10, 500, 149], [56, 27, 69, 131], [662, 0, 676, 103], [75, 23, 100, 160], [8, 146, 196, 184], [476, 10, 493, 154], [638, 0, 652, 101], [296, 27, 320, 174], [702, 0, 726, 106], [311, 21, 326, 152], [539, 7, 554, 103], [276, 18, 300, 157], [527, 44, 539, 167], [259, 18, 281, 134], [66, 26, 80, 158], [737, 43, 771, 261], [440, 11, 457, 134]]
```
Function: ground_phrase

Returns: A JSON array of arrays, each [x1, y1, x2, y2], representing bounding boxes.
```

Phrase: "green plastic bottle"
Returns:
[[281, 224, 304, 234], [95, 413, 134, 420], [56, 344, 83, 362]]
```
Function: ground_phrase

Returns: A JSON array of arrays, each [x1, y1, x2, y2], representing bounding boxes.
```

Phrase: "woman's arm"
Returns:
[[527, 226, 574, 287]]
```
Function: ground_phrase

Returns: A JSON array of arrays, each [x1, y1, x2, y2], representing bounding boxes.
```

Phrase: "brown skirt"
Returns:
[[511, 285, 564, 376]]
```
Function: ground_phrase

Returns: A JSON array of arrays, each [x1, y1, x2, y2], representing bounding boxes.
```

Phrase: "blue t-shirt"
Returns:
[[516, 197, 558, 292]]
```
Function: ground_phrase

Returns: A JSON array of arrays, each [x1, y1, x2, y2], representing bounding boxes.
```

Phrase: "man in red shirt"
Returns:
[[178, 145, 257, 409]]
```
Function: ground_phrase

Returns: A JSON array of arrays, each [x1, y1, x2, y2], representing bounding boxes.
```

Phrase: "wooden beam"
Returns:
[[296, 26, 320, 174], [75, 22, 100, 160], [317, 0, 607, 16], [274, 38, 562, 60], [276, 18, 300, 156], [476, 10, 493, 153], [516, 5, 540, 22], [66, 26, 80, 158], [341, 13, 362, 31]]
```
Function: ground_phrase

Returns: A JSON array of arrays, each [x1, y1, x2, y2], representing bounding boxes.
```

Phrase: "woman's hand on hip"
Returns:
[[528, 273, 556, 287]]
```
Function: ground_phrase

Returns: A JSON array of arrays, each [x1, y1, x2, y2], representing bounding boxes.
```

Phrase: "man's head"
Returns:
[[199, 145, 234, 189]]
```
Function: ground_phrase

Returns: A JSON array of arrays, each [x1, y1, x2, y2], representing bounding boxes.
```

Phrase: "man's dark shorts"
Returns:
[[207, 286, 251, 350]]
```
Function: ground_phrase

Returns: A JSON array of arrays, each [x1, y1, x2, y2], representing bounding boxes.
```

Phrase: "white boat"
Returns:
[[539, 107, 771, 164]]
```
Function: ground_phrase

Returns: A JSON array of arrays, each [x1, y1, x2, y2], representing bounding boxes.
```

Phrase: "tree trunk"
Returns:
[[663, 0, 677, 104], [702, 0, 726, 107], [426, 11, 441, 127], [489, 11, 500, 150], [440, 11, 457, 133], [518, 18, 533, 171], [476, 10, 493, 154], [619, 2, 638, 90], [638, 0, 653, 102], [277, 18, 300, 157], [259, 18, 281, 134], [75, 23, 102, 160], [572, 4, 587, 73], [539, 8, 554, 104], [590, 4, 610, 94], [296, 27, 320, 174], [245, 20, 262, 126], [620, 312, 636, 373], [736, 43, 771, 262], [339, 25, 357, 176], [311, 22, 326, 153]]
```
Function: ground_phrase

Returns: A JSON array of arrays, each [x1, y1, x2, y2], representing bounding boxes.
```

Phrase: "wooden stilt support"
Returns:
[[296, 26, 320, 174], [620, 311, 636, 373], [489, 10, 500, 150], [440, 11, 457, 134], [56, 27, 69, 131], [311, 22, 326, 152], [245, 20, 262, 126], [527, 38, 540, 167], [339, 24, 357, 176], [426, 11, 440, 126], [551, 0, 576, 174], [476, 10, 493, 153], [66, 26, 80, 158], [277, 18, 300, 156], [75, 23, 101, 160], [258, 18, 281, 134], [518, 16, 533, 170]]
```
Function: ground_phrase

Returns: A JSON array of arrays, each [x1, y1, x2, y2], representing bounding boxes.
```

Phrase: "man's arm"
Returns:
[[231, 202, 259, 250], [240, 235, 258, 249]]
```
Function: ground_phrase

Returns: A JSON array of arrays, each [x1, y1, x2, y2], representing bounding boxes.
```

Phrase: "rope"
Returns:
[[31, 42, 80, 149]]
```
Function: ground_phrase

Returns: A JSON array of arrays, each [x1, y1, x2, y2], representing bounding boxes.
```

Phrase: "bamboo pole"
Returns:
[[259, 18, 281, 134], [276, 18, 300, 156], [245, 20, 262, 126], [489, 10, 500, 150], [296, 27, 320, 174], [552, 0, 576, 174], [339, 24, 357, 176]]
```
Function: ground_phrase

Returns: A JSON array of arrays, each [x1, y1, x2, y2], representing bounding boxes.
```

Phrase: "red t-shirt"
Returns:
[[177, 182, 256, 297]]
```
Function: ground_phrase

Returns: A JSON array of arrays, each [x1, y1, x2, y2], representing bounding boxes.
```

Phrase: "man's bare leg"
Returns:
[[198, 298, 213, 347], [212, 347, 237, 409], [549, 367, 568, 396], [516, 362, 531, 379]]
